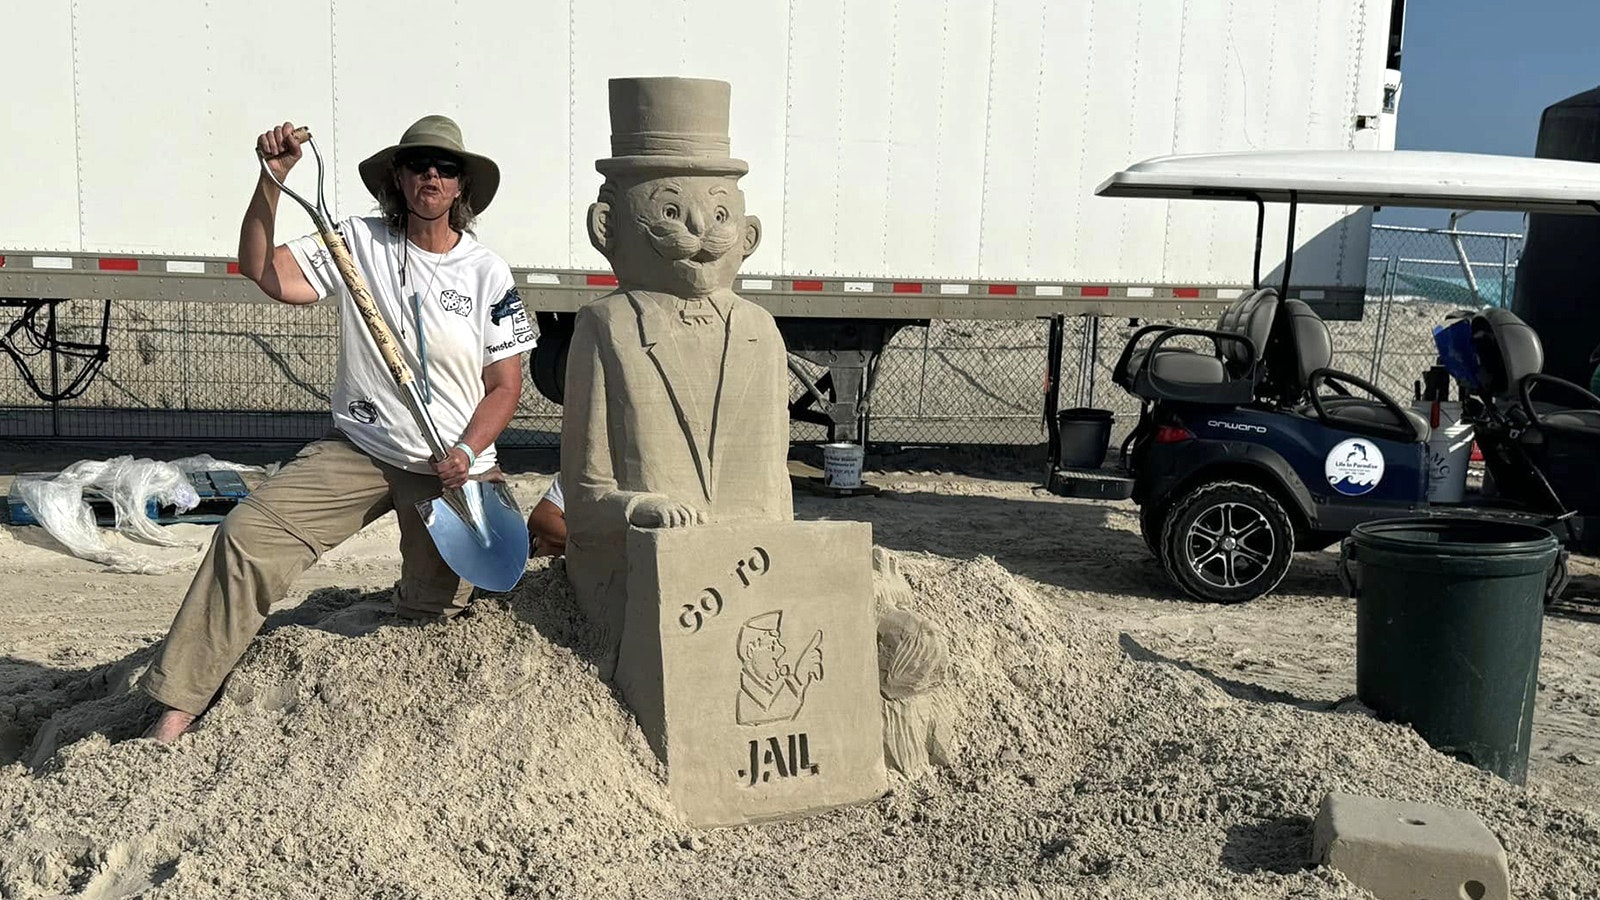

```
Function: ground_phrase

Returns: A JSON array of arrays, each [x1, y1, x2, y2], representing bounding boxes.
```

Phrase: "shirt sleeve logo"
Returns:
[[490, 287, 524, 325]]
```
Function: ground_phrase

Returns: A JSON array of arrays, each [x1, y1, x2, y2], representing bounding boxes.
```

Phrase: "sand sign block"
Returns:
[[618, 520, 886, 826]]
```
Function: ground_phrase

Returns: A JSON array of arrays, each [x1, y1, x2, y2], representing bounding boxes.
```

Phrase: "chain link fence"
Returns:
[[0, 299, 564, 445], [863, 225, 1525, 449], [0, 225, 1525, 451]]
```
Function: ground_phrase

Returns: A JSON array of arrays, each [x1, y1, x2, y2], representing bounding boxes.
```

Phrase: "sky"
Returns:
[[1379, 0, 1600, 231]]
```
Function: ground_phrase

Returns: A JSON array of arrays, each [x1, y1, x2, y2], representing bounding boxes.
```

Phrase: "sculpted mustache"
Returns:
[[639, 217, 740, 260]]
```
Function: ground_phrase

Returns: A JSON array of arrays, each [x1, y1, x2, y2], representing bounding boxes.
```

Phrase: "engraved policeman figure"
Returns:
[[736, 611, 823, 726]]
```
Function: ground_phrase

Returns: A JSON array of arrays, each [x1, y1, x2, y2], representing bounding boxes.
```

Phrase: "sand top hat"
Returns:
[[596, 77, 748, 178]]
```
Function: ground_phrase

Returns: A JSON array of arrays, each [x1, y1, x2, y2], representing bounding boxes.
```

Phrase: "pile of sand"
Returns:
[[2, 553, 1597, 899]]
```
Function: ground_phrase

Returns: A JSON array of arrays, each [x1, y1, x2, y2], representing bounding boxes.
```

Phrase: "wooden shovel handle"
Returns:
[[319, 229, 415, 388]]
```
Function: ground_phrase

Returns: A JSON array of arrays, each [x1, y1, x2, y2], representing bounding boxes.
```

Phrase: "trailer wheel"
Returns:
[[1160, 481, 1293, 604], [530, 334, 569, 406]]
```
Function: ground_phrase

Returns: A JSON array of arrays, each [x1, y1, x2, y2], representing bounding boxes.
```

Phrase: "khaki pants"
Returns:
[[140, 435, 498, 715]]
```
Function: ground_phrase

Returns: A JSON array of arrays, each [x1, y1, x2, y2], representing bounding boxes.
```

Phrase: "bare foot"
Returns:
[[143, 708, 197, 744]]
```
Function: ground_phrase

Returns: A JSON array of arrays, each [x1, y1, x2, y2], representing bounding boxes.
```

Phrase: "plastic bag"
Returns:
[[167, 454, 277, 478], [1433, 318, 1482, 392], [13, 455, 209, 573]]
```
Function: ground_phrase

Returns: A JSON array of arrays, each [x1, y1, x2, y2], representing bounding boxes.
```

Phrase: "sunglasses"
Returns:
[[397, 154, 463, 179]]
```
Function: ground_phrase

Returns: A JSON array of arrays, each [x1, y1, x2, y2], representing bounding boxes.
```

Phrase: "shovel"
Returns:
[[258, 126, 528, 591]]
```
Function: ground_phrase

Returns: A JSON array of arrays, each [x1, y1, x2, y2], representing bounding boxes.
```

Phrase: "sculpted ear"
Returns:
[[587, 201, 613, 256], [742, 214, 762, 260]]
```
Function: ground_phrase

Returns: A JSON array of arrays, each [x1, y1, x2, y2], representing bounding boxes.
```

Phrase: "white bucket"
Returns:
[[1417, 399, 1463, 429], [822, 442, 865, 489], [1413, 401, 1473, 503]]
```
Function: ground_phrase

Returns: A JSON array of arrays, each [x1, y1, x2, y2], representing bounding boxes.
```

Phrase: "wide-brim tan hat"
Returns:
[[358, 115, 501, 215]]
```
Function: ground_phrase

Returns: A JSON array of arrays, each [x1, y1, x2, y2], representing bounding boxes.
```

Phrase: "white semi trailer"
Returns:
[[0, 0, 1405, 439]]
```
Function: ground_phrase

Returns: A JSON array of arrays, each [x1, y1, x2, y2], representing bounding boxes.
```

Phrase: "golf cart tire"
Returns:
[[1160, 480, 1294, 604], [1139, 504, 1166, 560]]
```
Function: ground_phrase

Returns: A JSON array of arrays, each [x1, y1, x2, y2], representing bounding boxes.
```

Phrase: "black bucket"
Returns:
[[1056, 407, 1114, 469], [1339, 517, 1566, 784]]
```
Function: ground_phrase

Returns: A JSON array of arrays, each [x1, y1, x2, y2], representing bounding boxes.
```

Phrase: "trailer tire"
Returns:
[[1160, 480, 1294, 604], [530, 334, 569, 406]]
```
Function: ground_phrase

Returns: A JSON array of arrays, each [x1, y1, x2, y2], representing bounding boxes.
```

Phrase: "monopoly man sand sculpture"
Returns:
[[561, 77, 885, 825]]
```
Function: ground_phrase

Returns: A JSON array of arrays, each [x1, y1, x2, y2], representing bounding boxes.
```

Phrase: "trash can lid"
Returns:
[[1351, 516, 1559, 558]]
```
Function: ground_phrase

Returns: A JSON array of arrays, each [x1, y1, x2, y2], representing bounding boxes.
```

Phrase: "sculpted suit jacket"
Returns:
[[561, 288, 794, 625]]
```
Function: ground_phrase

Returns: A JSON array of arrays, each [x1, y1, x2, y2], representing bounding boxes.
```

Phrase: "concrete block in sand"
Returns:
[[1313, 791, 1508, 900], [619, 520, 886, 826]]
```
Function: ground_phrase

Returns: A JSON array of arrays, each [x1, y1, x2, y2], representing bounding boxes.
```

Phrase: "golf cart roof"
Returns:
[[1096, 150, 1600, 215]]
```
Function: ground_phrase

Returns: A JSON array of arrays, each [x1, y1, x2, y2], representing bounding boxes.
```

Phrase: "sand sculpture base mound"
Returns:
[[2, 554, 1597, 899]]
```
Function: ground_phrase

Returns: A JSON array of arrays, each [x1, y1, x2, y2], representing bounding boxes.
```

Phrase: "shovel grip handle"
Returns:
[[254, 126, 313, 160], [322, 231, 414, 388]]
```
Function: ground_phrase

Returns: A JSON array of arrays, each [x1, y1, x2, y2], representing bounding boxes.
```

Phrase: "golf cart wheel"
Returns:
[[1160, 481, 1293, 604], [1139, 504, 1166, 559]]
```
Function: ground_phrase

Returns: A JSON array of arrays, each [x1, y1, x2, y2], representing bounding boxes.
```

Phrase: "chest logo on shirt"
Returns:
[[348, 399, 379, 424], [439, 289, 473, 316]]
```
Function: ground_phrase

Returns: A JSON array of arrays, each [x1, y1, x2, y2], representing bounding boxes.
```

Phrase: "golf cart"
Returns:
[[1044, 150, 1600, 603]]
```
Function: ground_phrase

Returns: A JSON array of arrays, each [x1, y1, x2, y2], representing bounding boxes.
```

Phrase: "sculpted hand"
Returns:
[[256, 121, 304, 182], [628, 495, 704, 529], [797, 632, 824, 683], [432, 447, 471, 490]]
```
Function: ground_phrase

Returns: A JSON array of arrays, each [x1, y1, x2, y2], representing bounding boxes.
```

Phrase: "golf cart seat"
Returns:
[[1112, 288, 1278, 404], [1472, 308, 1600, 439], [1270, 299, 1429, 443], [1467, 307, 1600, 520]]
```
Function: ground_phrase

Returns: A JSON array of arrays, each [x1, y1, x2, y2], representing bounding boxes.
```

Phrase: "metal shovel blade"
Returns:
[[416, 480, 529, 592]]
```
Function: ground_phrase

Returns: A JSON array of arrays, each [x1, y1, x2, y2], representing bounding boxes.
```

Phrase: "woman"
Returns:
[[140, 115, 535, 743]]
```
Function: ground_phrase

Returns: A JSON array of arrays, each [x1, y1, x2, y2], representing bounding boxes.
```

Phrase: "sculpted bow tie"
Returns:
[[679, 298, 717, 326]]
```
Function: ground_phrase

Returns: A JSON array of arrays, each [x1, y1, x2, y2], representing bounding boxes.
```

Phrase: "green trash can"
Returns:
[[1338, 517, 1567, 785]]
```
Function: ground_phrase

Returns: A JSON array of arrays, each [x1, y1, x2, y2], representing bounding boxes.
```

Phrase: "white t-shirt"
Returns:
[[542, 473, 564, 512], [288, 216, 535, 474]]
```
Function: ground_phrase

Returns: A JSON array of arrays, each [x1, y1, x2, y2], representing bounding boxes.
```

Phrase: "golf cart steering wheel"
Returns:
[[1308, 367, 1421, 443]]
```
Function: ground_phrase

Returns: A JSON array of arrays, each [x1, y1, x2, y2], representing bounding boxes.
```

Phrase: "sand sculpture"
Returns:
[[560, 77, 884, 825], [561, 77, 793, 642], [871, 548, 956, 778]]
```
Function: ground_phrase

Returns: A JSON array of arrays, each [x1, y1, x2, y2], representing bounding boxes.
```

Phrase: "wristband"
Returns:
[[452, 441, 477, 467]]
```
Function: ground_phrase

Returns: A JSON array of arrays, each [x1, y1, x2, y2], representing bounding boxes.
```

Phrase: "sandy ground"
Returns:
[[1, 459, 1598, 898]]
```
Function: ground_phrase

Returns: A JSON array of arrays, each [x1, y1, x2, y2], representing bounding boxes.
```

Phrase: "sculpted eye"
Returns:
[[714, 206, 729, 224], [663, 203, 680, 220]]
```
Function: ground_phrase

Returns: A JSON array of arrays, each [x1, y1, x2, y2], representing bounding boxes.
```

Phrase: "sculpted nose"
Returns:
[[683, 205, 708, 236]]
